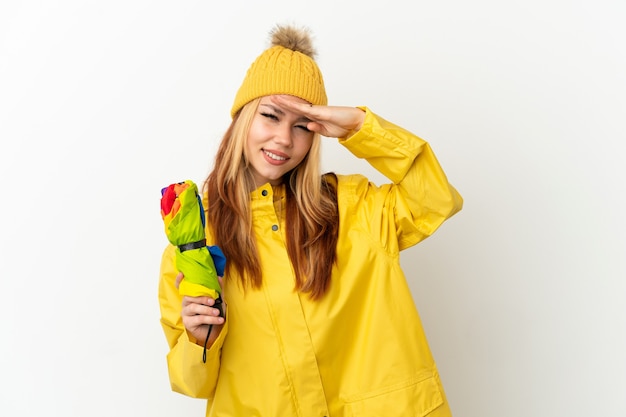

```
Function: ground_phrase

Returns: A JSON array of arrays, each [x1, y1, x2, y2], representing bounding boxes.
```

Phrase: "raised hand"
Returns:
[[270, 94, 365, 139]]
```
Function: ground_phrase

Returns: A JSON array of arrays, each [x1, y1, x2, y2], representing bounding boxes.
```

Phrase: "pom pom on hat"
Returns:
[[230, 24, 327, 118]]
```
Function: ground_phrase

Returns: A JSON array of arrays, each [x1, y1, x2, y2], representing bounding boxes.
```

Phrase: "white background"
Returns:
[[1, 1, 625, 416]]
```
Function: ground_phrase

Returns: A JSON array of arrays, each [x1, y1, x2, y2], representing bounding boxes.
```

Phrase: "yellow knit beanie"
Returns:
[[230, 24, 327, 118]]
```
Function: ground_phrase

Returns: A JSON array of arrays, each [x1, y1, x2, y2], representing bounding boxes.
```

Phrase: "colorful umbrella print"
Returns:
[[161, 180, 226, 361]]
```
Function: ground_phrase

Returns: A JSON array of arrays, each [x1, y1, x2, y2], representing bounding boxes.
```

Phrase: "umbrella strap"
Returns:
[[179, 239, 206, 252], [202, 325, 213, 363], [202, 297, 224, 363]]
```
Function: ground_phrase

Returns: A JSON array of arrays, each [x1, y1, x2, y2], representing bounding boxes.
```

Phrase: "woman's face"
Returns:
[[246, 95, 314, 187]]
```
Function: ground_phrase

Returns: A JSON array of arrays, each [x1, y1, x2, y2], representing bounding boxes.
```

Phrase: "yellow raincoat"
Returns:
[[159, 108, 463, 417]]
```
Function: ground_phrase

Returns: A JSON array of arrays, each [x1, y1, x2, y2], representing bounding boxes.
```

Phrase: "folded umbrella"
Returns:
[[160, 180, 226, 362]]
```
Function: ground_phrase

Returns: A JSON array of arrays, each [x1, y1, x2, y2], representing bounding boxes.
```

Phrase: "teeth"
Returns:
[[264, 150, 286, 161]]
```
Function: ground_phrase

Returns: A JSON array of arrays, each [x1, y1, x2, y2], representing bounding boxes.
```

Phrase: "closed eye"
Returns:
[[260, 108, 311, 132], [261, 112, 278, 121], [295, 124, 311, 132]]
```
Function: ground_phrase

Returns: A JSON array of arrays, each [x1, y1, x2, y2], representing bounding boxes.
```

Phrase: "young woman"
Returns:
[[159, 24, 463, 417]]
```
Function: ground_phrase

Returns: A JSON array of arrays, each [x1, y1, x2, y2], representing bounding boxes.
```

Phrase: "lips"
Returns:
[[263, 149, 289, 164]]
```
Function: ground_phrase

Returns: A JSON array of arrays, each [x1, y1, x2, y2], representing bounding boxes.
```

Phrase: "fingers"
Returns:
[[181, 296, 224, 329], [182, 295, 222, 312], [183, 311, 223, 328], [271, 95, 321, 119]]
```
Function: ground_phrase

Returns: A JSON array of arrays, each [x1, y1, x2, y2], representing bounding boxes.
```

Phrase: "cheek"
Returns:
[[246, 123, 261, 143], [293, 137, 314, 162], [246, 123, 266, 150]]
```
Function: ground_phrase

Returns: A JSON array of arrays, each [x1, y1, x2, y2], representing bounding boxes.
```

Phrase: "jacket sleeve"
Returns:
[[158, 244, 229, 399], [338, 107, 463, 251]]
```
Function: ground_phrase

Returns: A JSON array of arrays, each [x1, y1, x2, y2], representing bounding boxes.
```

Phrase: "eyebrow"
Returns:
[[260, 103, 311, 123]]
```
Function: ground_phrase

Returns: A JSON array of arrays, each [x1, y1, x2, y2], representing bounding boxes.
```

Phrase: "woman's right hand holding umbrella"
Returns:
[[176, 272, 225, 348]]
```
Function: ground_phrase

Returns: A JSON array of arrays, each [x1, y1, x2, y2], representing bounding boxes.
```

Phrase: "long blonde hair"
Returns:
[[204, 98, 339, 299]]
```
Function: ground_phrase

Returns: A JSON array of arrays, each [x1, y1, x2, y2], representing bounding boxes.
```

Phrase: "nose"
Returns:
[[273, 124, 293, 148]]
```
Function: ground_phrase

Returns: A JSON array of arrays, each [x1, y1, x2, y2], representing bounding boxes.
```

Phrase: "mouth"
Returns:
[[263, 149, 288, 162]]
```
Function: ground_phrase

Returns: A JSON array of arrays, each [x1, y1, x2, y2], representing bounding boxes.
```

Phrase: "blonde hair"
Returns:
[[205, 98, 338, 299]]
